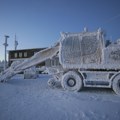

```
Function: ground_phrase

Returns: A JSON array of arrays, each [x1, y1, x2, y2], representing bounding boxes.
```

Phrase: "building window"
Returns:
[[19, 52, 22, 58], [14, 53, 17, 58], [24, 52, 27, 57]]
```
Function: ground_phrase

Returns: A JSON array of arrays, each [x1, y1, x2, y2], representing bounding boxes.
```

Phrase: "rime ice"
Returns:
[[1, 29, 120, 95]]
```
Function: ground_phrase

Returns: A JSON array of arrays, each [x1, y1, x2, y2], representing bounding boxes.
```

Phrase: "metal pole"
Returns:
[[3, 35, 9, 70], [15, 34, 18, 50]]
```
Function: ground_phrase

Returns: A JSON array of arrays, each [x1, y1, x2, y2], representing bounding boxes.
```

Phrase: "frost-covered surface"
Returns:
[[59, 30, 120, 70], [0, 74, 120, 120], [0, 45, 59, 82], [59, 31, 103, 69], [104, 44, 120, 65], [24, 66, 39, 79], [1, 29, 120, 83]]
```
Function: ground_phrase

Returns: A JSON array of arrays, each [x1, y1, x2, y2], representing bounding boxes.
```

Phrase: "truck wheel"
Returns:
[[61, 71, 83, 92], [112, 74, 120, 95]]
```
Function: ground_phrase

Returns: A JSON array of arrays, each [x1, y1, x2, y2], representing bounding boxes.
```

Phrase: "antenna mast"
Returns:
[[15, 34, 18, 50], [3, 35, 9, 70]]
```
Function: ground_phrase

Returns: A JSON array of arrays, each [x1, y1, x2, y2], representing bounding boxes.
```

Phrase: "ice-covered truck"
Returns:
[[1, 28, 120, 95]]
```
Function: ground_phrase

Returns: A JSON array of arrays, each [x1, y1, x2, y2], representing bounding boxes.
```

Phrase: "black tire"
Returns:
[[112, 74, 120, 95], [61, 71, 83, 92]]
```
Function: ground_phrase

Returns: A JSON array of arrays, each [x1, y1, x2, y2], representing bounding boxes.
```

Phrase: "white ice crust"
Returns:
[[1, 29, 120, 82]]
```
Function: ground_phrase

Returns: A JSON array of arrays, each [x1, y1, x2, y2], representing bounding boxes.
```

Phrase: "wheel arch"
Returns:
[[110, 71, 120, 87], [78, 70, 85, 80], [64, 69, 85, 82]]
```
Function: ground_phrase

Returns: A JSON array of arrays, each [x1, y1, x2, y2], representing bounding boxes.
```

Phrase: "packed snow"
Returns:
[[0, 74, 120, 120]]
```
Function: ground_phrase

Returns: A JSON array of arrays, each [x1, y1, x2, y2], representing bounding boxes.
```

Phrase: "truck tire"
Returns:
[[61, 71, 83, 92], [112, 74, 120, 95]]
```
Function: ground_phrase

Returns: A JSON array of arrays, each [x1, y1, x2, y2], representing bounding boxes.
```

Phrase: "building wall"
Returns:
[[8, 48, 46, 67]]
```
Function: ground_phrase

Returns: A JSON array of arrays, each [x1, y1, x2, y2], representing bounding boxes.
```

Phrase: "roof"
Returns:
[[8, 47, 47, 52]]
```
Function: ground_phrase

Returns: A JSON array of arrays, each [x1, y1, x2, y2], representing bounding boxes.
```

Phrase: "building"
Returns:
[[8, 48, 46, 67]]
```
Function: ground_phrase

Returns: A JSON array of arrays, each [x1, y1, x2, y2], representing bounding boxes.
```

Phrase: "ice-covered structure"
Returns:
[[1, 28, 120, 95], [59, 30, 103, 68], [24, 66, 39, 79]]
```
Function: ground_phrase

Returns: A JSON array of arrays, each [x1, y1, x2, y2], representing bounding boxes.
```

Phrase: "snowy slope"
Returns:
[[0, 74, 120, 120]]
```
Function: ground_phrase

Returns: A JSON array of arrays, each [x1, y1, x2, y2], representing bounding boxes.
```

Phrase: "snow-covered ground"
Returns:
[[0, 74, 120, 120]]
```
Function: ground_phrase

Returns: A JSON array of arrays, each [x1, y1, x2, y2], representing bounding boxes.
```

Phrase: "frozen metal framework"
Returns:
[[1, 28, 120, 95]]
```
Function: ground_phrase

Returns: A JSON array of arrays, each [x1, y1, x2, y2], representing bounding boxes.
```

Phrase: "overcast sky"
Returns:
[[0, 0, 120, 60]]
